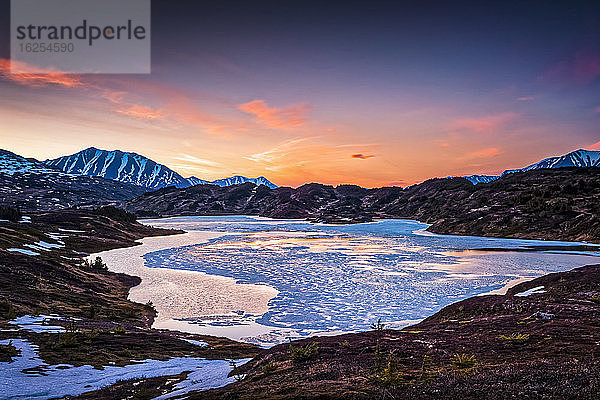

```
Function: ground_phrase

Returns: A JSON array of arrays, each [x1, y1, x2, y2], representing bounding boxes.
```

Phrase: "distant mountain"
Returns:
[[463, 149, 600, 184], [45, 147, 278, 190], [463, 174, 499, 185], [0, 149, 147, 212], [0, 149, 59, 175], [211, 175, 278, 189], [503, 149, 600, 175], [185, 176, 210, 186], [126, 168, 600, 242], [45, 147, 191, 189]]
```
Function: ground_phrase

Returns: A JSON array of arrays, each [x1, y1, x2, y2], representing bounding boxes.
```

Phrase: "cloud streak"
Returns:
[[450, 112, 518, 133], [0, 58, 83, 88], [352, 153, 375, 159], [238, 99, 311, 129], [461, 147, 501, 160]]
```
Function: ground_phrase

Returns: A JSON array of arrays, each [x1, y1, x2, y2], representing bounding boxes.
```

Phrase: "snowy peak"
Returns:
[[45, 147, 191, 189], [465, 149, 600, 184], [463, 174, 499, 185], [44, 147, 278, 190], [210, 175, 278, 189], [503, 149, 600, 175]]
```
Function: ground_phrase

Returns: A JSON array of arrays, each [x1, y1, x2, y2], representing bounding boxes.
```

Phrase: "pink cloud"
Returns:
[[472, 147, 500, 158], [595, 106, 600, 113], [541, 50, 600, 86], [0, 58, 83, 88], [460, 147, 501, 161], [517, 96, 534, 102], [588, 141, 600, 150], [116, 104, 165, 120], [451, 112, 518, 133], [238, 99, 311, 129]]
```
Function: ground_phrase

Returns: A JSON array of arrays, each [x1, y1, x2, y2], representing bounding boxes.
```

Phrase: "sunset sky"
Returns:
[[0, 0, 599, 187]]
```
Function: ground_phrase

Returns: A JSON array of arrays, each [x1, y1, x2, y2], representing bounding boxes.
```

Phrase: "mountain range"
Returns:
[[44, 147, 278, 190], [42, 146, 600, 189], [463, 149, 600, 184], [0, 149, 147, 211]]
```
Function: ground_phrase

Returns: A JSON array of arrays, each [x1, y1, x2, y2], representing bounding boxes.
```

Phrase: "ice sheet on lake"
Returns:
[[142, 217, 600, 343]]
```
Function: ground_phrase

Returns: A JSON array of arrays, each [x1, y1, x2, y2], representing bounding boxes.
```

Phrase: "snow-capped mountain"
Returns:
[[463, 149, 600, 184], [45, 147, 191, 189], [45, 147, 278, 190], [210, 175, 278, 189], [463, 174, 499, 185], [0, 149, 148, 212], [502, 149, 600, 175]]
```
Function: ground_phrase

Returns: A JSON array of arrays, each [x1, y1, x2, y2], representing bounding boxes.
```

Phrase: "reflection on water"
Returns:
[[141, 216, 599, 345]]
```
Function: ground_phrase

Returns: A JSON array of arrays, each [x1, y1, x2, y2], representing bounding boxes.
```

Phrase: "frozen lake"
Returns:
[[133, 216, 599, 346]]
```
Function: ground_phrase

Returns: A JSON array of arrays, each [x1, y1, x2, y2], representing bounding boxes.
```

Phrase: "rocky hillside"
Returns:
[[0, 208, 259, 371], [126, 167, 600, 243]]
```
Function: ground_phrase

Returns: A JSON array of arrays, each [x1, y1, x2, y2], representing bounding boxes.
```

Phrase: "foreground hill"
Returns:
[[126, 167, 600, 243], [0, 208, 259, 370]]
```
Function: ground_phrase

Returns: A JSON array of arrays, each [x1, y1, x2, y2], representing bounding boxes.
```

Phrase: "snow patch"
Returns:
[[514, 286, 546, 297]]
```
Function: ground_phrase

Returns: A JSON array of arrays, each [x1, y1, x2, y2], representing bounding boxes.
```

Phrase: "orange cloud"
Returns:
[[116, 104, 165, 120], [0, 58, 82, 88], [451, 112, 518, 133], [352, 153, 375, 159], [588, 141, 600, 150], [238, 99, 311, 129], [462, 147, 501, 160]]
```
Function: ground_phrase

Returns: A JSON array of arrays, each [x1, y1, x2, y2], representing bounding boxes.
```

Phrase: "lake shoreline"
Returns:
[[98, 215, 600, 347]]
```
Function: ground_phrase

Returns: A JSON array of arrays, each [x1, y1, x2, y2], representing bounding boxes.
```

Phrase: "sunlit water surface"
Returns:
[[141, 216, 599, 346]]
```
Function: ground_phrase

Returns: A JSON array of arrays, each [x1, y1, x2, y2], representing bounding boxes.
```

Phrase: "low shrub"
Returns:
[[0, 206, 22, 222], [499, 333, 530, 342], [451, 353, 477, 370], [289, 341, 319, 362], [94, 206, 137, 223], [0, 340, 20, 362]]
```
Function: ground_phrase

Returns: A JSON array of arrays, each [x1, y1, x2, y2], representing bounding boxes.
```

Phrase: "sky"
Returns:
[[0, 0, 599, 188]]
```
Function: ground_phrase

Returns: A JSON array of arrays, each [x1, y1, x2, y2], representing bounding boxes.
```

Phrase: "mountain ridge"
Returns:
[[462, 148, 600, 184], [44, 147, 278, 190]]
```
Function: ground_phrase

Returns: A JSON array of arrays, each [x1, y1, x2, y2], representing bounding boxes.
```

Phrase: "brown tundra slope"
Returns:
[[194, 264, 600, 400], [126, 167, 600, 243], [0, 207, 260, 369]]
